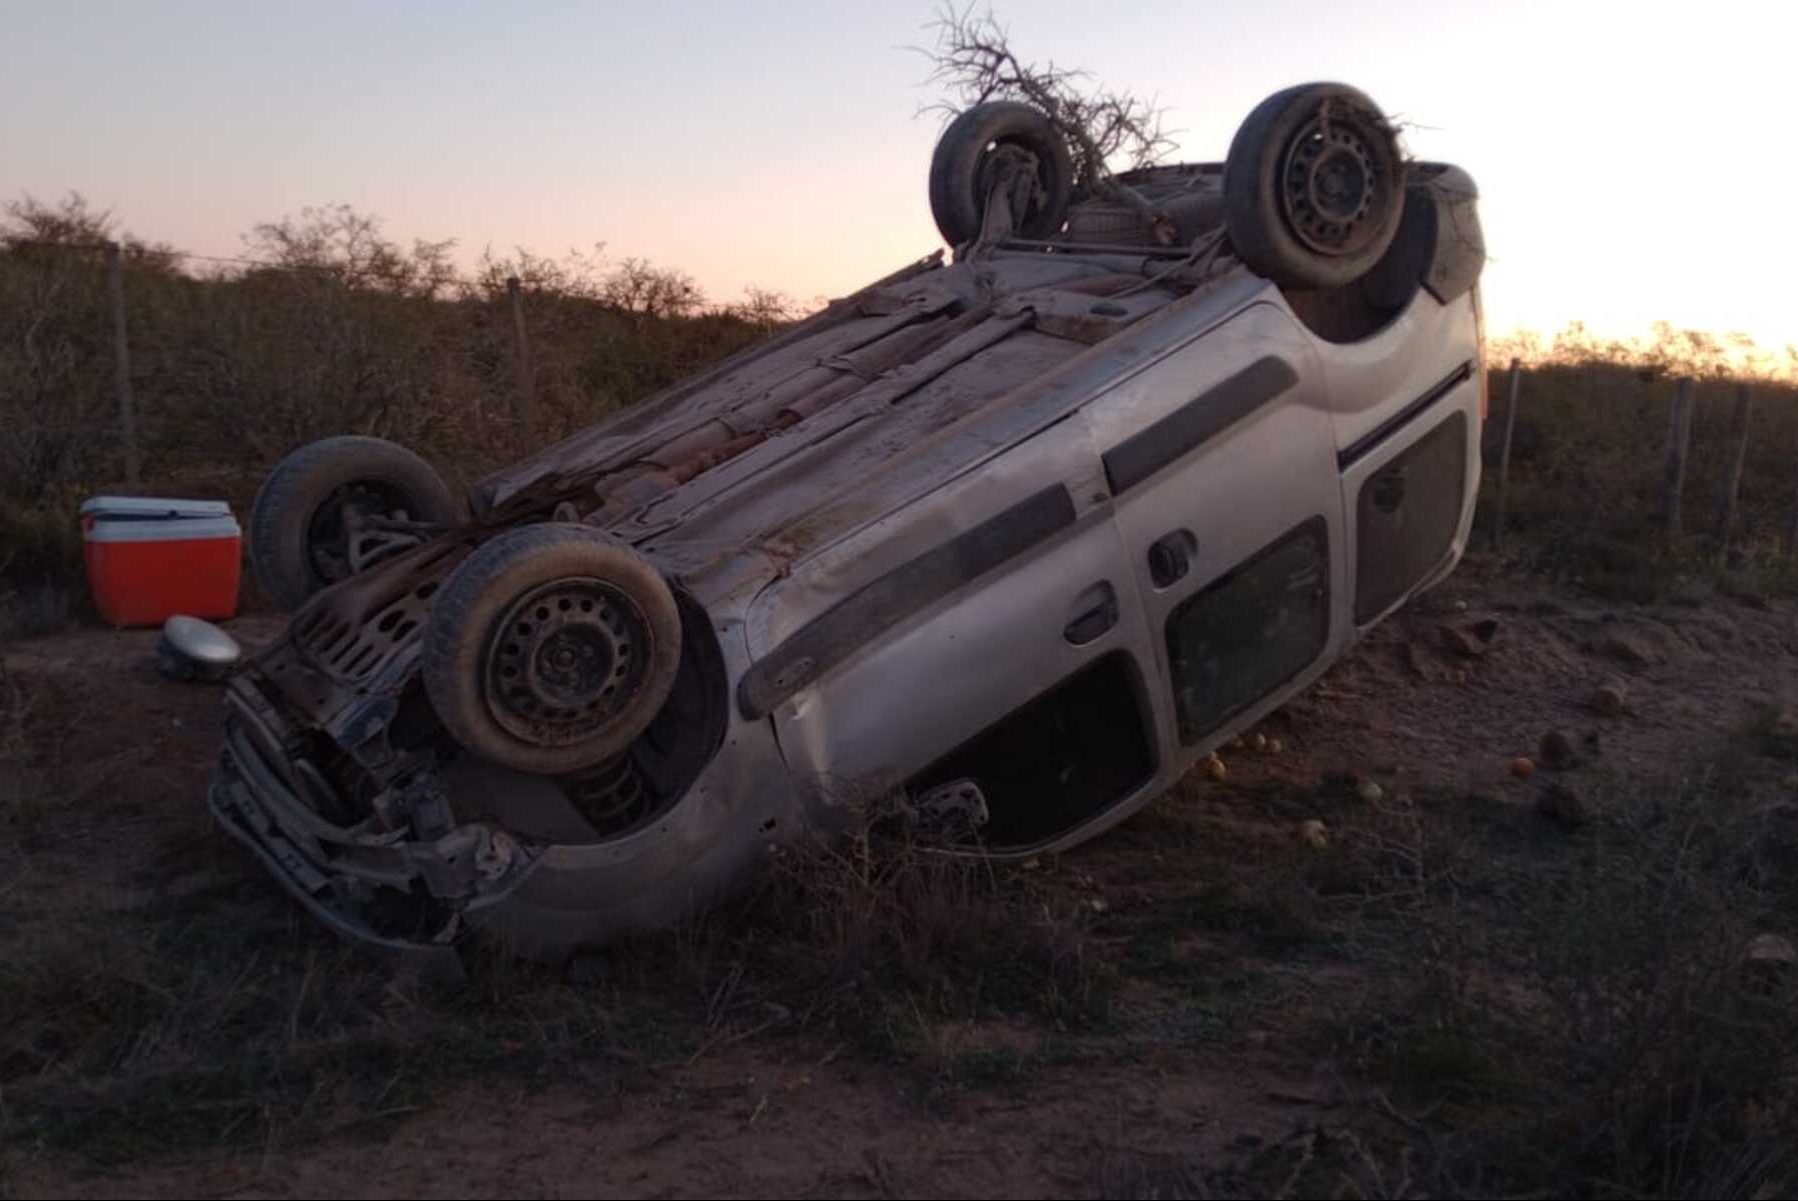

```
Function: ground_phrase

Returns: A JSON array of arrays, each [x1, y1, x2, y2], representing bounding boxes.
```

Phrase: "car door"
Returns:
[[1082, 299, 1346, 778], [1314, 291, 1484, 629], [748, 407, 1161, 849]]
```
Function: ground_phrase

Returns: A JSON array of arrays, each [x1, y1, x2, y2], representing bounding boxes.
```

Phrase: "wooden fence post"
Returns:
[[1786, 395, 1798, 558], [1714, 382, 1752, 548], [105, 242, 140, 485], [1661, 377, 1693, 540], [1784, 404, 1798, 558], [1786, 458, 1798, 558], [1492, 358, 1522, 550], [506, 276, 536, 433]]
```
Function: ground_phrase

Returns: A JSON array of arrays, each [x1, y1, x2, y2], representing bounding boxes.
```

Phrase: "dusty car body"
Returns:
[[210, 84, 1487, 975]]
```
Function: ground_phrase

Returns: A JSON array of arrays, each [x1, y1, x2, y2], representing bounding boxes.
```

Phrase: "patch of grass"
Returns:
[[0, 891, 697, 1165], [0, 666, 110, 847], [1081, 734, 1795, 1197], [939, 1043, 1037, 1087], [1283, 762, 1798, 1198], [0, 496, 86, 637], [736, 801, 1115, 1033], [1371, 1017, 1502, 1105], [1090, 1147, 1221, 1200], [1090, 1128, 1416, 1201], [0, 582, 76, 640], [1179, 876, 1327, 952], [0, 497, 86, 603], [0, 661, 62, 835], [0, 785, 1112, 1164], [1748, 701, 1798, 761]]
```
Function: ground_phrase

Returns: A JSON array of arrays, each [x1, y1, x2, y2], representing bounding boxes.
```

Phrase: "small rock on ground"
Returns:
[[1601, 630, 1657, 667], [1741, 933, 1797, 993], [1536, 781, 1588, 829], [1440, 617, 1501, 658], [1295, 819, 1330, 850], [1745, 932, 1797, 966], [1589, 679, 1629, 716], [1539, 729, 1578, 769]]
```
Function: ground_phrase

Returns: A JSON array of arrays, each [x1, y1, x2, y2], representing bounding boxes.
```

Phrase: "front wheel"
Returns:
[[1223, 82, 1407, 289], [422, 524, 684, 776]]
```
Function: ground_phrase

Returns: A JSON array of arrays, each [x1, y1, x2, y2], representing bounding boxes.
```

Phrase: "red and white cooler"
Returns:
[[80, 496, 242, 627]]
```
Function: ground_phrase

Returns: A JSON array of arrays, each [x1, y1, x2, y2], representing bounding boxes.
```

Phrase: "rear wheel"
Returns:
[[1223, 83, 1406, 289], [928, 100, 1075, 246], [250, 435, 456, 609], [422, 524, 683, 776]]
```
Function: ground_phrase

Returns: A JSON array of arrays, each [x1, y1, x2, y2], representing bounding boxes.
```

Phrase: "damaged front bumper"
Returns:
[[209, 689, 532, 983]]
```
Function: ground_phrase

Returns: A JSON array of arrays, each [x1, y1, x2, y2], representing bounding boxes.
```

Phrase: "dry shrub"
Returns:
[[1481, 330, 1798, 596], [920, 2, 1175, 186], [733, 794, 1112, 1035], [0, 195, 781, 597]]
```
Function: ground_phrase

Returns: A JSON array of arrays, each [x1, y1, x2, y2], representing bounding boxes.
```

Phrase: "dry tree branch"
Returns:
[[914, 4, 1178, 228]]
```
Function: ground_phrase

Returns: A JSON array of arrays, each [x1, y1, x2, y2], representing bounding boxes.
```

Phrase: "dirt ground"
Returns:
[[4, 558, 1796, 1199]]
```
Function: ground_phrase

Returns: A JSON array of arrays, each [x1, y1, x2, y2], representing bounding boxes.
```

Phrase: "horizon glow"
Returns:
[[4, 0, 1793, 356]]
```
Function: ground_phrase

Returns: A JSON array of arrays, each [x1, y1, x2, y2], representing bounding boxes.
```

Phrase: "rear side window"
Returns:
[[1354, 412, 1467, 625], [1166, 517, 1330, 744]]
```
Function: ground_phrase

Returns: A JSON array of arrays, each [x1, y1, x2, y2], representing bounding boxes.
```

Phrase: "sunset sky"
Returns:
[[4, 0, 1793, 355]]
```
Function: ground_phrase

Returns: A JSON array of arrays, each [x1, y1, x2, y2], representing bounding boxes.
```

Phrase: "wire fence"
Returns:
[[1485, 358, 1798, 563]]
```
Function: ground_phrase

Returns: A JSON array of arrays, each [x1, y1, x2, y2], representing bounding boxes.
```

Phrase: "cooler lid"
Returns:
[[81, 495, 233, 520], [84, 514, 241, 543]]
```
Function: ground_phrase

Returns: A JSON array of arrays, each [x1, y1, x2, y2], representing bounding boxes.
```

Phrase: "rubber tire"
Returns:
[[250, 435, 456, 610], [928, 101, 1075, 246], [1223, 83, 1406, 289], [422, 524, 683, 777]]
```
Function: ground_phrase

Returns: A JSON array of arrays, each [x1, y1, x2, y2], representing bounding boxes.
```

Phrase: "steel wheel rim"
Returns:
[[483, 577, 653, 746], [1279, 113, 1385, 257]]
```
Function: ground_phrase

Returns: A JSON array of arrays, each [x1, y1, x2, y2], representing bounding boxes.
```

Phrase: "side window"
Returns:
[[905, 650, 1156, 850], [1165, 517, 1330, 744]]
